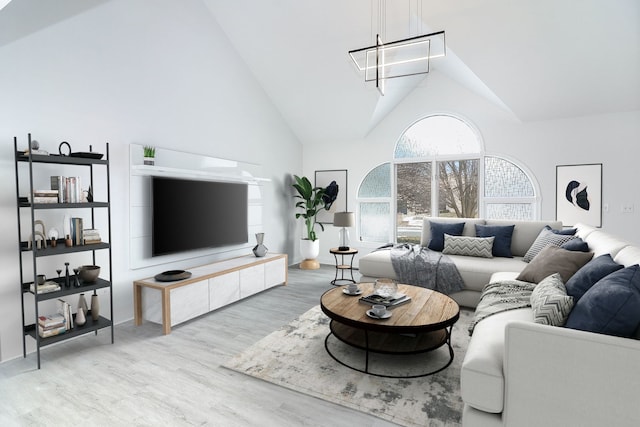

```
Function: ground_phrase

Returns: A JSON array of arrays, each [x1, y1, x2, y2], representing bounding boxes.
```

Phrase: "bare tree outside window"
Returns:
[[396, 162, 431, 243], [438, 160, 479, 218]]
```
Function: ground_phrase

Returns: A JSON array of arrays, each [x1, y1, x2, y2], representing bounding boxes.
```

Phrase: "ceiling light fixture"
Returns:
[[348, 0, 446, 95]]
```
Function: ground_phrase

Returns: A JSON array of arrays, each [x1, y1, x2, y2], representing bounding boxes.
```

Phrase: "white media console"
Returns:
[[133, 253, 288, 334]]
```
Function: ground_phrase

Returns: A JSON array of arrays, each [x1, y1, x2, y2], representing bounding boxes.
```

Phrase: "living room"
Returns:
[[0, 0, 638, 425]]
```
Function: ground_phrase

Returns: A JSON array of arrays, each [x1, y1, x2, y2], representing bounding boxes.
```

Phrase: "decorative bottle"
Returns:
[[90, 294, 100, 321], [78, 293, 89, 316], [64, 262, 71, 288], [75, 307, 86, 326], [252, 233, 268, 257]]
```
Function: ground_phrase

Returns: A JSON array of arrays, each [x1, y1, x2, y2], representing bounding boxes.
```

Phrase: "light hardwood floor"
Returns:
[[0, 264, 397, 426]]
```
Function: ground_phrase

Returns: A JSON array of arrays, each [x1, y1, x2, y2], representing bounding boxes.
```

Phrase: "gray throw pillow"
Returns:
[[530, 273, 574, 326], [516, 245, 593, 284], [443, 234, 494, 258], [523, 228, 578, 262]]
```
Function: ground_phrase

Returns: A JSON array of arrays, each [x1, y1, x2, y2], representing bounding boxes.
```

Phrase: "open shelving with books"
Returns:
[[13, 133, 114, 368]]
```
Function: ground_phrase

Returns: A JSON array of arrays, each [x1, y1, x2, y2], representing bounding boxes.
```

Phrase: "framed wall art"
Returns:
[[315, 169, 347, 224], [556, 163, 602, 227]]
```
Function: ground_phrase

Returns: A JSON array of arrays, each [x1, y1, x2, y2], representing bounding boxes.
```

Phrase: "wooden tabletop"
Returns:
[[320, 283, 460, 334]]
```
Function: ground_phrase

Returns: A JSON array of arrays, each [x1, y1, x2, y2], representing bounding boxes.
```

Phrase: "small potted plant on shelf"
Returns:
[[143, 146, 156, 166], [292, 174, 338, 269]]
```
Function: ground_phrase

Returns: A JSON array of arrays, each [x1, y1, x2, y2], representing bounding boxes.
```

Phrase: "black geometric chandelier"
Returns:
[[348, 1, 446, 95]]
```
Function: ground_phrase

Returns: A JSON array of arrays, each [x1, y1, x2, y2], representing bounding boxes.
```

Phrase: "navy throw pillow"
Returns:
[[561, 237, 590, 252], [565, 265, 640, 337], [565, 254, 623, 301], [428, 221, 465, 252], [545, 225, 577, 235], [475, 224, 515, 258]]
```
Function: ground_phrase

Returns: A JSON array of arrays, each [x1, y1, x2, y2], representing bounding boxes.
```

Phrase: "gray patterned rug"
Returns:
[[223, 305, 472, 427]]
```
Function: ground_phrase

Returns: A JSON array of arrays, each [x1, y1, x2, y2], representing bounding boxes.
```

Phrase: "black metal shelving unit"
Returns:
[[13, 134, 114, 368]]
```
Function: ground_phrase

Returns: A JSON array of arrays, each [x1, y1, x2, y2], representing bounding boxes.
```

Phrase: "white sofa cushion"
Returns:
[[461, 308, 533, 413], [357, 250, 397, 279], [584, 230, 629, 258], [614, 245, 640, 267], [448, 255, 527, 293]]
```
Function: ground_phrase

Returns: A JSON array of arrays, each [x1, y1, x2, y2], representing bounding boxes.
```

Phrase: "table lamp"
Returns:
[[333, 212, 355, 251]]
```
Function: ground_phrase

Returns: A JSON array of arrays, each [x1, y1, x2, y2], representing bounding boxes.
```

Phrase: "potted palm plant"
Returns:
[[293, 175, 338, 269]]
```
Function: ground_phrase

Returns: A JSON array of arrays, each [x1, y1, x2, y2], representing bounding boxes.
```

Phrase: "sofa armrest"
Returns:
[[503, 321, 640, 426]]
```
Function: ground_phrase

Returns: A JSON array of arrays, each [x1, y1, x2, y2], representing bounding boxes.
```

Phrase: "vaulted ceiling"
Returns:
[[2, 0, 639, 146]]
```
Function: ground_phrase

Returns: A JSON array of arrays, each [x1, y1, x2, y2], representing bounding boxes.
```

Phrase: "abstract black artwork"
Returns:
[[556, 164, 602, 227]]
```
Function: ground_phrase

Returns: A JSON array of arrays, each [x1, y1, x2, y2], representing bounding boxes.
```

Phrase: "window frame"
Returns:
[[356, 114, 541, 246]]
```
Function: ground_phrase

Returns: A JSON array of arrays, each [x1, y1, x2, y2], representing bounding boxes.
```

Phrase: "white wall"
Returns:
[[302, 71, 640, 265], [0, 0, 301, 362]]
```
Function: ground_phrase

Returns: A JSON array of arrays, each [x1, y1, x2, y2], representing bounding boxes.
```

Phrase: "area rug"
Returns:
[[223, 305, 472, 427]]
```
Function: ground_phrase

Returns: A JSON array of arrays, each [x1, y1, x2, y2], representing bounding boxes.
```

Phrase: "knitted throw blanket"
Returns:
[[468, 280, 536, 335], [389, 244, 465, 296]]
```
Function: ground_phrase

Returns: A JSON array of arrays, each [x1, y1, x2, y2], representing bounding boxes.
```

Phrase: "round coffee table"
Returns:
[[320, 282, 460, 378]]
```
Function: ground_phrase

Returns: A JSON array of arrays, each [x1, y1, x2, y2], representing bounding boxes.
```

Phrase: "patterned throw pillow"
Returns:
[[523, 228, 577, 262], [443, 234, 494, 258], [530, 273, 574, 326]]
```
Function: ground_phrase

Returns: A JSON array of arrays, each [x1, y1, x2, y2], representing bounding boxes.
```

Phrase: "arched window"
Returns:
[[357, 114, 539, 245]]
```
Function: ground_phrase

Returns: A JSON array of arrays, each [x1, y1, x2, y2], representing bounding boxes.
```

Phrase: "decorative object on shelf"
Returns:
[[28, 220, 48, 249], [36, 274, 46, 285], [58, 141, 71, 156], [78, 293, 89, 315], [75, 307, 86, 326], [77, 265, 100, 283], [72, 269, 81, 287], [347, 1, 446, 95], [86, 185, 93, 203], [293, 174, 339, 270], [373, 278, 399, 298], [90, 294, 100, 321], [143, 146, 156, 165], [333, 212, 355, 251], [48, 227, 59, 247], [64, 262, 71, 288], [252, 233, 268, 257], [65, 235, 73, 247], [63, 214, 71, 240]]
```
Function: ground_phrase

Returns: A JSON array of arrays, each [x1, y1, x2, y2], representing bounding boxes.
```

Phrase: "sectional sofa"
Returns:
[[359, 217, 640, 426], [358, 217, 563, 308]]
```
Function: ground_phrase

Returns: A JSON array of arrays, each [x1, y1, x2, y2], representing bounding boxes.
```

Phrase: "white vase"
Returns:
[[300, 239, 320, 270], [90, 294, 100, 321], [75, 307, 86, 326]]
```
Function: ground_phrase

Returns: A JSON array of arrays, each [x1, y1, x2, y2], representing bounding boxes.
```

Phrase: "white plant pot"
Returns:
[[300, 239, 320, 270]]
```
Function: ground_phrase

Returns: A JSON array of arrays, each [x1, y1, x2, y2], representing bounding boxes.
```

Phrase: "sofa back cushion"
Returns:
[[583, 230, 629, 258], [475, 224, 515, 257], [485, 219, 562, 258], [420, 217, 485, 247]]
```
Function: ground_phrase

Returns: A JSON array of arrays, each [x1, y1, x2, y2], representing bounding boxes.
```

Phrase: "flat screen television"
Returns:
[[151, 177, 248, 256]]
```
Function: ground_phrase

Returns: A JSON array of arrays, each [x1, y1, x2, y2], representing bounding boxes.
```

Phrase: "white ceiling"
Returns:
[[205, 0, 640, 145], [2, 0, 639, 146]]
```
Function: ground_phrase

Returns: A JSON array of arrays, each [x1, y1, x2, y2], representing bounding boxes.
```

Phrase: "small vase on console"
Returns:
[[252, 233, 268, 257]]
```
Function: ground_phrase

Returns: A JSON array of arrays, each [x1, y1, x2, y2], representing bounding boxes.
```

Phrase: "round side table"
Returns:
[[329, 247, 358, 286]]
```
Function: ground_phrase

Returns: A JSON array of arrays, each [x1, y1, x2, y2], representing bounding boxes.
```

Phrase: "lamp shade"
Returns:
[[333, 212, 355, 227]]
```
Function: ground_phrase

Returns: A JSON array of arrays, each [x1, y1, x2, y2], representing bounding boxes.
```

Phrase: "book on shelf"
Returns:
[[359, 292, 411, 308], [57, 299, 74, 330], [30, 281, 61, 294], [38, 325, 67, 338], [71, 217, 83, 246], [50, 176, 82, 203], [32, 196, 59, 204], [83, 228, 101, 244], [38, 313, 66, 329]]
